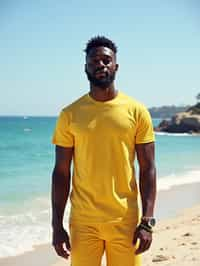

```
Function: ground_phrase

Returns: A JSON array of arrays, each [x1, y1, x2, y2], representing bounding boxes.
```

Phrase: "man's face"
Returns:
[[85, 46, 118, 89]]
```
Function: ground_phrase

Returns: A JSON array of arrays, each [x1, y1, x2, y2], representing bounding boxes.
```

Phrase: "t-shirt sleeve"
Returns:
[[52, 110, 74, 147], [135, 105, 155, 144]]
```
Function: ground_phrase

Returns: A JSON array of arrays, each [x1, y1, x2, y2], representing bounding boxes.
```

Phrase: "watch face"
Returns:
[[148, 218, 156, 227]]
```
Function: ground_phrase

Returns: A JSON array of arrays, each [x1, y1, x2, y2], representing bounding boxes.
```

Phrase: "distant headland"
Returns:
[[149, 105, 190, 119], [153, 102, 200, 134]]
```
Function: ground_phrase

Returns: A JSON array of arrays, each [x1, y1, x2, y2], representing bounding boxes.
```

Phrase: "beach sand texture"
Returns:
[[1, 204, 200, 266], [143, 204, 200, 266]]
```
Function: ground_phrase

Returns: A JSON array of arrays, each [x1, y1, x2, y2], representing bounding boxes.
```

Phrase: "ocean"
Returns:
[[0, 116, 200, 258]]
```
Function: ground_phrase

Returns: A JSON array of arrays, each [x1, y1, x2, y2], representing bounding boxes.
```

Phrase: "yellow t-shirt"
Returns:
[[52, 91, 155, 223]]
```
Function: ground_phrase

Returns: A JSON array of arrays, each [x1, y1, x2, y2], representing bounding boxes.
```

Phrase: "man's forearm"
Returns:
[[139, 165, 156, 217], [51, 167, 71, 230]]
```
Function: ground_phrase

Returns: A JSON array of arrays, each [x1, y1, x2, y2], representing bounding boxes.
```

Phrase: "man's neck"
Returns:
[[89, 85, 118, 102]]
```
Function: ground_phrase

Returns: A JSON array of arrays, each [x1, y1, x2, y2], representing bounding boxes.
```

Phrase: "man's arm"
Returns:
[[136, 142, 156, 217], [51, 145, 73, 259], [133, 142, 156, 254]]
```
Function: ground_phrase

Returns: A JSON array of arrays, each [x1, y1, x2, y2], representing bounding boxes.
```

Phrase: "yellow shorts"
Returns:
[[69, 220, 141, 266]]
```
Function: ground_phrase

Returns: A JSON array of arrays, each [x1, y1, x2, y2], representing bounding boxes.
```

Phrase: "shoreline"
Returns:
[[155, 130, 200, 136], [1, 182, 200, 266], [156, 181, 200, 220]]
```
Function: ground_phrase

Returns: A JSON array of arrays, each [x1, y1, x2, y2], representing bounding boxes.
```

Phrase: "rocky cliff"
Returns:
[[155, 103, 200, 134]]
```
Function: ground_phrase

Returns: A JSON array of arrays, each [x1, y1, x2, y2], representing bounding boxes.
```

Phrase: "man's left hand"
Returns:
[[133, 226, 152, 254]]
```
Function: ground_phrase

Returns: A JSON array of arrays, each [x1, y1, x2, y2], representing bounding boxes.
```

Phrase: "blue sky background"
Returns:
[[0, 0, 199, 116]]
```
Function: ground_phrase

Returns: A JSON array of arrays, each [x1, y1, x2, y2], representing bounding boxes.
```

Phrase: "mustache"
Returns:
[[94, 68, 108, 74], [85, 69, 116, 89]]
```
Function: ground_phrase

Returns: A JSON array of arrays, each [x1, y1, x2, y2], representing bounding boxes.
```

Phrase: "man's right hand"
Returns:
[[52, 228, 71, 259]]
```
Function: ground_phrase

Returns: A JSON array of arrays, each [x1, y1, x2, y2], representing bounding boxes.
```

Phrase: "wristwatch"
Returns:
[[141, 216, 156, 228]]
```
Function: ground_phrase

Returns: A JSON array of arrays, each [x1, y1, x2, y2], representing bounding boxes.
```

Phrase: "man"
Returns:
[[51, 36, 156, 266]]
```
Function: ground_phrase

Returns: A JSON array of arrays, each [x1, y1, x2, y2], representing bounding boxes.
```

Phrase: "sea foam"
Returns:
[[158, 169, 200, 191], [0, 197, 71, 258]]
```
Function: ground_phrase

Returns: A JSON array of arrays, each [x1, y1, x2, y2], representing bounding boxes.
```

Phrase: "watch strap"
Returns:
[[138, 223, 153, 233]]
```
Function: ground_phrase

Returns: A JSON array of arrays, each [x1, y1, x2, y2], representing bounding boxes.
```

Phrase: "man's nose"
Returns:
[[95, 61, 106, 72], [96, 60, 105, 67]]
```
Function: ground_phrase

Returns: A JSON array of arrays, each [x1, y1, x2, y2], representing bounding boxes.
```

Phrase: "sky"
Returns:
[[0, 0, 200, 116]]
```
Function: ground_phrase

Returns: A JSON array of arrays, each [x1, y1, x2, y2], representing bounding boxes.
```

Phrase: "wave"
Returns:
[[155, 132, 191, 137], [158, 169, 200, 191], [0, 210, 50, 258], [0, 197, 71, 258]]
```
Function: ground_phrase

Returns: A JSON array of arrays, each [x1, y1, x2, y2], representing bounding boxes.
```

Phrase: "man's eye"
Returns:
[[103, 59, 111, 65], [90, 58, 111, 65]]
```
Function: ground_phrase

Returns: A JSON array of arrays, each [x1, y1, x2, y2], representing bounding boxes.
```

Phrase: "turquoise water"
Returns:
[[0, 116, 200, 257], [0, 117, 54, 205], [153, 119, 200, 176]]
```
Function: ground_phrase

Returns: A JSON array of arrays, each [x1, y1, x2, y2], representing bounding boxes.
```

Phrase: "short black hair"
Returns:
[[84, 36, 117, 55]]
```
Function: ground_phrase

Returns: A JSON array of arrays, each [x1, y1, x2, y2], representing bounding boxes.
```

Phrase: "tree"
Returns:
[[196, 93, 200, 103]]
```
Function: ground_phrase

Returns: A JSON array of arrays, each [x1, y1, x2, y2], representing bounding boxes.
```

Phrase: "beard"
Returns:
[[85, 70, 116, 89]]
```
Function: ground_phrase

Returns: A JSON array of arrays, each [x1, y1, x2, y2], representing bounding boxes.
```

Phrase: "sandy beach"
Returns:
[[1, 183, 200, 266], [143, 204, 200, 266]]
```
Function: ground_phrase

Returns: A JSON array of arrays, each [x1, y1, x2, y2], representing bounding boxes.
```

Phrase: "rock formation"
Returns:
[[155, 103, 200, 134]]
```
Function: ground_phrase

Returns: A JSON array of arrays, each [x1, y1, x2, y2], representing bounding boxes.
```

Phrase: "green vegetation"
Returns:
[[196, 93, 200, 103], [187, 103, 200, 115]]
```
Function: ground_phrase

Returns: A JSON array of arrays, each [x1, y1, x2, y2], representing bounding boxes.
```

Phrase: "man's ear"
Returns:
[[84, 64, 87, 73], [115, 64, 119, 71]]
